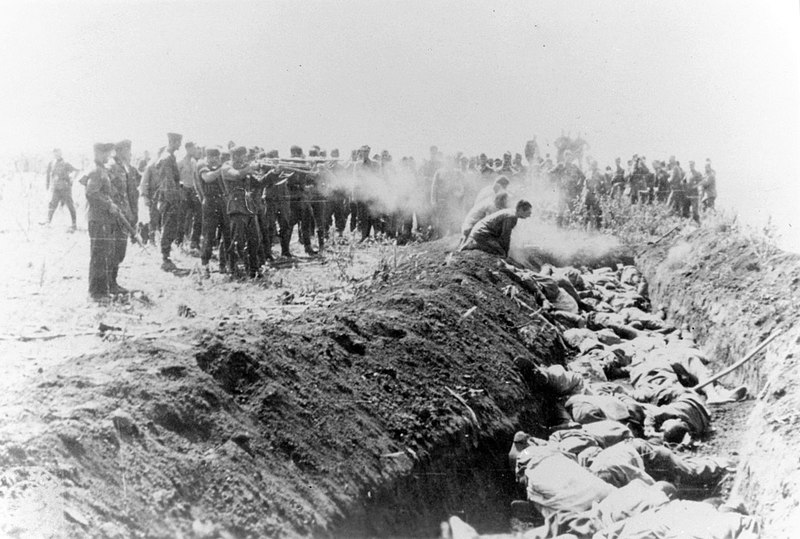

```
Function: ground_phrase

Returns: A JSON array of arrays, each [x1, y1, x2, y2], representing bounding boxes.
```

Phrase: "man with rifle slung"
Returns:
[[108, 139, 140, 294], [83, 142, 122, 301]]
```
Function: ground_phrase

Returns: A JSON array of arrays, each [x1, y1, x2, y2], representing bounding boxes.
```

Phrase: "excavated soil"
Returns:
[[0, 239, 578, 538]]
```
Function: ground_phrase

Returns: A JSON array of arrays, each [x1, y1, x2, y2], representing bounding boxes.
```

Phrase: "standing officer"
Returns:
[[84, 142, 120, 301], [221, 146, 260, 278], [156, 133, 183, 271], [45, 148, 79, 231], [108, 140, 140, 293], [197, 147, 231, 276]]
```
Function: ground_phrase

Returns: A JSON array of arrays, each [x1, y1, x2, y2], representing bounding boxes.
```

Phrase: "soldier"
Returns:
[[84, 142, 120, 301], [259, 149, 282, 259], [178, 141, 202, 252], [550, 150, 585, 227], [44, 148, 79, 231], [654, 160, 670, 203], [221, 146, 260, 277], [306, 145, 330, 252], [139, 146, 164, 245], [197, 147, 231, 276], [108, 139, 140, 293], [685, 161, 703, 223], [326, 149, 350, 238], [583, 160, 603, 229], [155, 132, 183, 271], [353, 145, 381, 241], [701, 160, 717, 211], [667, 159, 686, 217]]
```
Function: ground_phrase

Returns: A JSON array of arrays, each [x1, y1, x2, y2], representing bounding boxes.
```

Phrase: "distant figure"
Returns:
[[460, 200, 533, 258], [45, 148, 78, 231], [701, 161, 717, 211]]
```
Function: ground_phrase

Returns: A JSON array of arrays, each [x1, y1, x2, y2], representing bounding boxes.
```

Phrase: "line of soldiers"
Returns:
[[68, 133, 719, 299]]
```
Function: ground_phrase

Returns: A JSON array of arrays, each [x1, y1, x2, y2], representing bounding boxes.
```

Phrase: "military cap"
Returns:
[[168, 132, 183, 144], [115, 139, 132, 151], [265, 150, 279, 159], [309, 147, 320, 157], [231, 145, 248, 158], [206, 147, 221, 158], [93, 142, 115, 153]]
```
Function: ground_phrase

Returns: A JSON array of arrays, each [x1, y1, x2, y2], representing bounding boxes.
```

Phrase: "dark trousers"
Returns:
[[181, 187, 202, 247], [228, 213, 260, 277], [159, 200, 180, 259], [356, 199, 378, 240], [201, 196, 230, 266], [88, 220, 113, 296], [278, 193, 314, 255], [48, 187, 76, 225], [328, 189, 349, 235], [308, 195, 328, 250], [263, 195, 279, 256]]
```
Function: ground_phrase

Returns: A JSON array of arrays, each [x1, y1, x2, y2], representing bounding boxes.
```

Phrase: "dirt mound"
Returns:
[[0, 241, 575, 538], [638, 225, 800, 537]]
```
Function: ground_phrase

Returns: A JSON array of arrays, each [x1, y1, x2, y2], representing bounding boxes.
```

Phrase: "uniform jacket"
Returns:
[[221, 163, 255, 215], [109, 159, 141, 223], [155, 152, 182, 204], [84, 163, 117, 224], [47, 159, 77, 191]]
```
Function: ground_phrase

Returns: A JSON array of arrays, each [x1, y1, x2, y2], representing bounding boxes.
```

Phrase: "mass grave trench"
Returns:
[[637, 226, 800, 538], [193, 247, 575, 537]]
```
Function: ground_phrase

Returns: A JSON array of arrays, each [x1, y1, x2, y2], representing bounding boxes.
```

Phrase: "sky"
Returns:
[[1, 0, 798, 250]]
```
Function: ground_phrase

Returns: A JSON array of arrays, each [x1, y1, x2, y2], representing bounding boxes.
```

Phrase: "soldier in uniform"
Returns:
[[430, 156, 465, 238], [221, 146, 260, 277], [685, 161, 703, 223], [156, 132, 183, 271], [139, 146, 164, 244], [667, 159, 686, 217], [45, 148, 79, 231], [84, 143, 120, 301], [197, 147, 231, 276], [353, 145, 381, 241], [108, 139, 140, 293], [178, 141, 202, 252], [326, 149, 350, 238], [701, 160, 717, 211]]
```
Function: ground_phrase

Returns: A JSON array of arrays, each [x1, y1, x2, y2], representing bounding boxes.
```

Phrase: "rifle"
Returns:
[[114, 209, 146, 250]]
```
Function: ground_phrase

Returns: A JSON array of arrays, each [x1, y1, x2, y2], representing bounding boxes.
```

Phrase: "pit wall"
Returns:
[[637, 225, 800, 538]]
